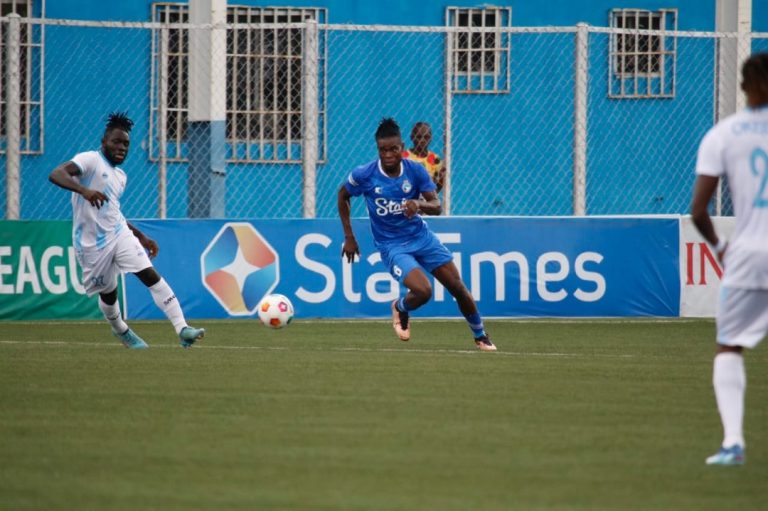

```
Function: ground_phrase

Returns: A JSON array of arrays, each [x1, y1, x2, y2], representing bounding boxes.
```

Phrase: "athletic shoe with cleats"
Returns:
[[706, 444, 745, 466], [391, 300, 410, 341], [113, 328, 149, 349], [179, 326, 205, 348], [474, 335, 497, 352]]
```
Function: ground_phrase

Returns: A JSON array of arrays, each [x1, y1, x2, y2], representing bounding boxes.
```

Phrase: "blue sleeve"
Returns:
[[344, 164, 370, 197], [415, 163, 436, 194]]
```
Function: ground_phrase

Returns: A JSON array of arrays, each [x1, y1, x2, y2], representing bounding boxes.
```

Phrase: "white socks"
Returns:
[[713, 352, 746, 448], [149, 278, 187, 334], [99, 296, 128, 334]]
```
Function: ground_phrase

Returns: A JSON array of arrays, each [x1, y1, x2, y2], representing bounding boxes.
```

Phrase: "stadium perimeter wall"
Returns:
[[3, 2, 766, 220], [0, 216, 730, 321]]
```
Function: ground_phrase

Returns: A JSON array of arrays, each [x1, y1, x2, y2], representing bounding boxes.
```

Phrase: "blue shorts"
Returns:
[[378, 230, 454, 283]]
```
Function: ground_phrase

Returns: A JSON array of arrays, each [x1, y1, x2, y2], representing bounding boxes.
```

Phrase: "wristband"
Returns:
[[714, 238, 727, 252]]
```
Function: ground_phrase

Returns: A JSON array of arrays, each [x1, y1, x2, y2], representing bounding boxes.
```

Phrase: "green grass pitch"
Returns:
[[1, 318, 766, 510]]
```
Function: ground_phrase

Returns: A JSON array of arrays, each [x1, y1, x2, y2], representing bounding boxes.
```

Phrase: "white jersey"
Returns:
[[696, 105, 768, 288], [70, 150, 129, 251]]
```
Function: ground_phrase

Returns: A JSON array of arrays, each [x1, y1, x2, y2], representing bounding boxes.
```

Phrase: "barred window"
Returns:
[[151, 3, 326, 163], [609, 9, 677, 98], [446, 6, 511, 93], [0, 0, 44, 153]]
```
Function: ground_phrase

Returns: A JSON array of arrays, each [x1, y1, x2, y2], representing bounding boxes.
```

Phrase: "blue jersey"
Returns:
[[345, 158, 437, 246]]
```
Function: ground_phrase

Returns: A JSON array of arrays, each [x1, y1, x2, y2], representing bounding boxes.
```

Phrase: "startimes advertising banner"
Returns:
[[122, 217, 680, 320]]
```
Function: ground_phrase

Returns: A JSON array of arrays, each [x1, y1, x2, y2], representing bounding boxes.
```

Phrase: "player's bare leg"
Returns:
[[432, 263, 496, 351], [392, 269, 432, 341], [99, 288, 148, 349]]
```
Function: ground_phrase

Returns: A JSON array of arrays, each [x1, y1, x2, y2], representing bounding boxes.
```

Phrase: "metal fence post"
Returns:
[[734, 0, 752, 113], [443, 28, 453, 216], [573, 23, 589, 216], [302, 20, 319, 219], [158, 25, 169, 219], [714, 0, 752, 215], [187, 0, 226, 218], [5, 14, 21, 220]]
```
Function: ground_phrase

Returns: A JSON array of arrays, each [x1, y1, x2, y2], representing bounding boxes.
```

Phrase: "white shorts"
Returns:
[[716, 286, 768, 349], [76, 229, 153, 296]]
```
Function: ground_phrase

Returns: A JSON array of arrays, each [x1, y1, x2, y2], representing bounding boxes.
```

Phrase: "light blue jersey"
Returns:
[[70, 150, 128, 251], [344, 158, 436, 248], [696, 105, 768, 289]]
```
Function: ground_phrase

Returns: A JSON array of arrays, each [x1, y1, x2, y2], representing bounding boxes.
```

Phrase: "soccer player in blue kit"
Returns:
[[337, 118, 496, 351]]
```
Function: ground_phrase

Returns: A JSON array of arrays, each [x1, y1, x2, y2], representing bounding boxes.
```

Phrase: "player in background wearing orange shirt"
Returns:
[[402, 122, 445, 194]]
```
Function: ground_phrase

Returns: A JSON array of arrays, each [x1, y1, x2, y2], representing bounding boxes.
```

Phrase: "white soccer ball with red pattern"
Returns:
[[257, 293, 294, 329]]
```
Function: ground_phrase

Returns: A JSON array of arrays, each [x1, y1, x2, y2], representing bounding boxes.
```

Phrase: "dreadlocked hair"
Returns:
[[105, 111, 134, 134], [375, 117, 401, 140]]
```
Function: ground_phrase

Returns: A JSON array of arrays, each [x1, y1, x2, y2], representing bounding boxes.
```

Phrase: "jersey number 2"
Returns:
[[751, 147, 768, 208]]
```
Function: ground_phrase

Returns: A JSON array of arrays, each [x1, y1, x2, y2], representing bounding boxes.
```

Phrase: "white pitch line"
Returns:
[[0, 340, 117, 347], [0, 340, 289, 350], [0, 318, 712, 326], [0, 339, 636, 358]]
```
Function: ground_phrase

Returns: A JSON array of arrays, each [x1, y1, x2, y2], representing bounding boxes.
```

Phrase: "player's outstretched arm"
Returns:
[[128, 222, 159, 259], [337, 185, 360, 263], [48, 161, 109, 209]]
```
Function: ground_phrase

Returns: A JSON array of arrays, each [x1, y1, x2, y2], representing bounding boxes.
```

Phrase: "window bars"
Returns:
[[446, 6, 511, 93], [609, 8, 677, 98], [0, 0, 44, 153], [150, 3, 326, 163]]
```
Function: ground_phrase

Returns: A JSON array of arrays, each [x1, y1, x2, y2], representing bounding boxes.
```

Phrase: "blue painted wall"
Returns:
[[756, 0, 768, 31], [48, 0, 719, 28], [585, 34, 716, 214], [5, 0, 767, 219]]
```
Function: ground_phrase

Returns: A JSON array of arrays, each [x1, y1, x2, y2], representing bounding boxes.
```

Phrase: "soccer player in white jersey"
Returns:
[[337, 118, 495, 351], [691, 52, 768, 466], [48, 112, 205, 349]]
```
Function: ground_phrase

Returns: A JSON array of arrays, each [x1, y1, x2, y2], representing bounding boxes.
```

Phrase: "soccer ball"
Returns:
[[257, 293, 294, 329]]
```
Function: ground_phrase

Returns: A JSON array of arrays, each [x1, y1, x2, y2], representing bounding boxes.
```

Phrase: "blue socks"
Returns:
[[397, 297, 415, 312], [398, 300, 486, 338], [464, 311, 486, 338]]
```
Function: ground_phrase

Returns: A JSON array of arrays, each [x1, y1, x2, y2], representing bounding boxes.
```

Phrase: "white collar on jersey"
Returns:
[[377, 160, 403, 178]]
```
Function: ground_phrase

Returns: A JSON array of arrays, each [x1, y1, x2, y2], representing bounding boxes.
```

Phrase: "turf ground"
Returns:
[[0, 318, 766, 510]]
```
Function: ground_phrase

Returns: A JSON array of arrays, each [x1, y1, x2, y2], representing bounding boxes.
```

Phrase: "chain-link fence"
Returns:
[[2, 16, 766, 220]]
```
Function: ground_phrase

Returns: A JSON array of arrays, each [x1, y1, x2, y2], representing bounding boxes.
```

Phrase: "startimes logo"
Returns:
[[200, 223, 279, 316]]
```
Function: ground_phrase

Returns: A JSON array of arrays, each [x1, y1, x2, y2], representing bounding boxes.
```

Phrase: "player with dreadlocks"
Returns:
[[691, 52, 768, 465], [49, 112, 205, 349]]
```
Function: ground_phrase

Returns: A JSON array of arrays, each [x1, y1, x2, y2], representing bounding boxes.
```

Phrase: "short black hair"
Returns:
[[375, 117, 401, 140], [105, 111, 134, 134], [742, 53, 768, 94]]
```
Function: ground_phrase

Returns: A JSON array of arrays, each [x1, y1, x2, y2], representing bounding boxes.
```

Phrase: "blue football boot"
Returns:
[[179, 326, 205, 348]]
